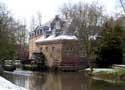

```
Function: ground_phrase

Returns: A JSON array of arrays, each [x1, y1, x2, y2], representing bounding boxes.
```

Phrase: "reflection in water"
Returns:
[[29, 73, 47, 90], [2, 71, 125, 90]]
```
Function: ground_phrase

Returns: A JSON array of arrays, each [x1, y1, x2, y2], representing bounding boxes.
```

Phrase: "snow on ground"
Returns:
[[85, 68, 115, 73], [113, 65, 125, 67], [0, 76, 27, 90], [4, 70, 34, 76]]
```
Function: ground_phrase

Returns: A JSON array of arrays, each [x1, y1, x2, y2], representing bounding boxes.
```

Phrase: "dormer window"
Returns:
[[55, 32, 60, 36], [29, 33, 32, 37], [55, 21, 61, 30], [32, 32, 35, 37], [38, 30, 40, 35], [40, 29, 43, 34], [43, 26, 49, 31], [46, 34, 50, 38]]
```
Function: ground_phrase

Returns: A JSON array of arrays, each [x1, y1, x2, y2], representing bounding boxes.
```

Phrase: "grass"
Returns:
[[94, 71, 117, 80], [85, 68, 125, 83], [115, 69, 125, 75], [92, 69, 125, 83]]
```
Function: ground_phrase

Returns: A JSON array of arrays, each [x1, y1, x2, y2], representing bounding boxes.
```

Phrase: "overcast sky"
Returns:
[[0, 0, 121, 28]]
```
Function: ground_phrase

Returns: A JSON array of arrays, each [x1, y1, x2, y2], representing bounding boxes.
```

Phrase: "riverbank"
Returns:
[[0, 76, 27, 90], [85, 68, 125, 83]]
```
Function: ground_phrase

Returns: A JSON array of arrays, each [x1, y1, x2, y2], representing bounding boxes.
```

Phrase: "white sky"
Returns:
[[0, 0, 121, 29]]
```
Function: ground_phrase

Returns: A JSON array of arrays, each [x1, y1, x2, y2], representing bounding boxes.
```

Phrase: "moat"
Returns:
[[2, 70, 125, 90]]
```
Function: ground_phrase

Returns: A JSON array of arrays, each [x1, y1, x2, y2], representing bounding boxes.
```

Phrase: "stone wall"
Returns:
[[61, 40, 88, 67], [37, 42, 62, 67], [36, 40, 88, 68], [29, 37, 88, 69], [29, 35, 42, 59]]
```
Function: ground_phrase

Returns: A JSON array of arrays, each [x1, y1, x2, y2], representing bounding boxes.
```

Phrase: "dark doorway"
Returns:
[[32, 52, 48, 71]]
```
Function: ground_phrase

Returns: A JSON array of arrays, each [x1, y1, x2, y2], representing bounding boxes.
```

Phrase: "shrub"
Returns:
[[96, 37, 123, 68]]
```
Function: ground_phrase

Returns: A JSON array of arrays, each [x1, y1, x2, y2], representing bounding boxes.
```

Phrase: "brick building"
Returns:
[[29, 16, 88, 70], [16, 44, 29, 60]]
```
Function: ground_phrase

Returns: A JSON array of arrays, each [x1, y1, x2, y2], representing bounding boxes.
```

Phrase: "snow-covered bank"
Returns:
[[85, 68, 115, 73], [0, 76, 27, 90]]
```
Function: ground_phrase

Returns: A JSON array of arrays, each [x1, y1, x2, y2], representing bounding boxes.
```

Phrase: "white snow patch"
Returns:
[[85, 68, 115, 73], [45, 35, 55, 40], [35, 36, 45, 43], [54, 35, 77, 40], [0, 76, 27, 90], [35, 35, 55, 43], [35, 35, 78, 43], [113, 65, 125, 67]]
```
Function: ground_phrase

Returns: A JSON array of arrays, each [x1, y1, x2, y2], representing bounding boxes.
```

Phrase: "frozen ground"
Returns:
[[0, 76, 27, 90]]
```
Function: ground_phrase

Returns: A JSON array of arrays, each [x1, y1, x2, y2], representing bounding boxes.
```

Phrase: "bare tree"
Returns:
[[30, 12, 42, 32], [15, 22, 28, 47], [60, 1, 106, 59], [119, 0, 125, 13], [30, 16, 36, 32], [37, 11, 42, 26]]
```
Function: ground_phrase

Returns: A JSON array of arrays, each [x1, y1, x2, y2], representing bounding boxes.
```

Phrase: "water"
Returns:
[[2, 70, 125, 90]]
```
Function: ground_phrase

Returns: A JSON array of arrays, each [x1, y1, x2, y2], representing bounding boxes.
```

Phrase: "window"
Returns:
[[36, 30, 39, 35], [46, 47, 48, 51], [46, 34, 50, 38], [38, 30, 41, 35], [29, 33, 32, 37], [40, 29, 43, 34], [32, 32, 35, 37], [70, 47, 73, 51], [52, 46, 55, 51], [43, 26, 49, 30], [40, 47, 42, 52], [34, 31, 37, 36], [68, 47, 73, 51]]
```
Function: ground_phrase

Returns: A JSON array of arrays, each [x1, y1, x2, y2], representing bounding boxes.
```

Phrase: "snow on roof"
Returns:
[[0, 76, 27, 90], [54, 35, 77, 40], [35, 36, 46, 43], [46, 35, 55, 40], [35, 34, 78, 43]]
